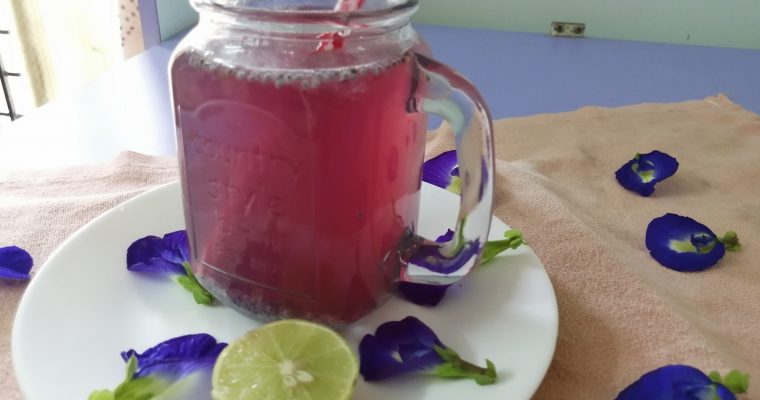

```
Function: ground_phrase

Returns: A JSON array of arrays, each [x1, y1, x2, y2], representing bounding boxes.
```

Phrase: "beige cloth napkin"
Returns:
[[0, 152, 178, 399], [426, 94, 760, 399], [2, 95, 758, 399]]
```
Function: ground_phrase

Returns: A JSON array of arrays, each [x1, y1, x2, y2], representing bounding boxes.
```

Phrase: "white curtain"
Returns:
[[8, 0, 130, 107]]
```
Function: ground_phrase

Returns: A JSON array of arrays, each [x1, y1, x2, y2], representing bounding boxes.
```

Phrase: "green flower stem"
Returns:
[[432, 346, 497, 385], [88, 390, 115, 400], [447, 176, 462, 194], [88, 356, 173, 400], [177, 262, 214, 305], [719, 231, 742, 252], [709, 369, 750, 394], [480, 229, 524, 266]]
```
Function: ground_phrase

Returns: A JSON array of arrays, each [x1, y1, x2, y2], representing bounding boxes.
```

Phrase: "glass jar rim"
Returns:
[[193, 0, 418, 23]]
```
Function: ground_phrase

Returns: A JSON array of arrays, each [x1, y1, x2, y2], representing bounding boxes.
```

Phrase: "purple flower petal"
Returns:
[[121, 333, 227, 380], [0, 246, 33, 280], [615, 150, 679, 197], [646, 214, 725, 272], [715, 385, 740, 399], [397, 282, 450, 306], [409, 238, 481, 275], [397, 230, 455, 306], [375, 316, 445, 349], [423, 151, 459, 189], [358, 335, 414, 381], [616, 365, 736, 400], [127, 235, 186, 275], [359, 316, 446, 381], [162, 230, 191, 264]]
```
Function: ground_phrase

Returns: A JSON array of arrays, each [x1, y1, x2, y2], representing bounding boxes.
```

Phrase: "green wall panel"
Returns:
[[413, 0, 760, 49]]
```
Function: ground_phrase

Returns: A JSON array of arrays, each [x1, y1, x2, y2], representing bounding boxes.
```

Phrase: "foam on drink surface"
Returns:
[[184, 48, 413, 89]]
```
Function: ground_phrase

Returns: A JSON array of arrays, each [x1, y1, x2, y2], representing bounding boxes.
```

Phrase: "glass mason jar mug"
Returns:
[[171, 0, 495, 326]]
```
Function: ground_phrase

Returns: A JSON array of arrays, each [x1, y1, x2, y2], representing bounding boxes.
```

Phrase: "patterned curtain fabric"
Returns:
[[118, 0, 144, 58]]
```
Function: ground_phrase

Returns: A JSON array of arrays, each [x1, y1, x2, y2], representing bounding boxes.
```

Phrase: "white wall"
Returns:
[[147, 0, 760, 49], [413, 0, 760, 50]]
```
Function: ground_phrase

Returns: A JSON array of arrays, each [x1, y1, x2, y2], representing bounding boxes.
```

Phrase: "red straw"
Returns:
[[334, 0, 365, 12], [316, 0, 365, 51]]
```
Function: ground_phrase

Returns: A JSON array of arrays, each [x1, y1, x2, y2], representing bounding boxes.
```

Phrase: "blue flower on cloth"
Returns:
[[398, 229, 524, 306], [89, 333, 227, 400], [423, 150, 461, 193], [359, 316, 496, 385], [615, 150, 679, 197], [127, 230, 214, 304], [0, 245, 33, 280], [646, 214, 740, 272], [616, 365, 748, 400]]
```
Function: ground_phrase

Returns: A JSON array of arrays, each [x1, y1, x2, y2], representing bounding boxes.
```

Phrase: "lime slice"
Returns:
[[212, 320, 358, 400]]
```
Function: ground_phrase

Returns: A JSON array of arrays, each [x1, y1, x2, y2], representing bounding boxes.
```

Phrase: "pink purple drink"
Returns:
[[171, 49, 426, 324]]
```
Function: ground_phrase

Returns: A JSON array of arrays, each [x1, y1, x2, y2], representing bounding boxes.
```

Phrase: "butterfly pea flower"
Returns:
[[398, 229, 524, 306], [646, 213, 740, 272], [398, 231, 457, 306], [127, 230, 214, 305], [89, 333, 227, 400], [359, 316, 496, 385], [0, 245, 33, 280], [423, 150, 461, 194], [408, 229, 481, 278], [616, 365, 748, 400], [416, 155, 483, 276], [615, 150, 679, 197]]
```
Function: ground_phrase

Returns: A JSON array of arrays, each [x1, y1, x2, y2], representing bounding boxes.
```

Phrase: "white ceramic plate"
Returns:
[[12, 181, 557, 400]]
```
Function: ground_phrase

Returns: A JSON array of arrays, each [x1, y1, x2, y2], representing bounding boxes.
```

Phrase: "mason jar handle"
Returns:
[[401, 54, 495, 285]]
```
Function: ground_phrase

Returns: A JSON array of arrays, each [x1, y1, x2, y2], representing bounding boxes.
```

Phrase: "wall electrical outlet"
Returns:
[[550, 21, 586, 38]]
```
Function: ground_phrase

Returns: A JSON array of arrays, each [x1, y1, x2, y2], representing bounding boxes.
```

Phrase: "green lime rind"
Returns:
[[212, 320, 358, 400]]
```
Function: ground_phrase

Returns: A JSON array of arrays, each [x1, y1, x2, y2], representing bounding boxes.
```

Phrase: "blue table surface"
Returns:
[[2, 23, 759, 171], [415, 25, 760, 119]]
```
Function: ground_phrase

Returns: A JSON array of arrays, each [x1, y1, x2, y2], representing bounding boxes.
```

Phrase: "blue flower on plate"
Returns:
[[408, 233, 481, 276], [127, 230, 214, 305], [398, 229, 524, 306], [615, 151, 679, 197], [127, 230, 189, 275], [121, 334, 227, 379], [423, 150, 461, 194], [359, 316, 496, 385], [89, 333, 227, 400], [397, 281, 451, 307], [0, 245, 33, 280], [646, 214, 740, 272], [616, 365, 748, 400], [398, 231, 456, 306]]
